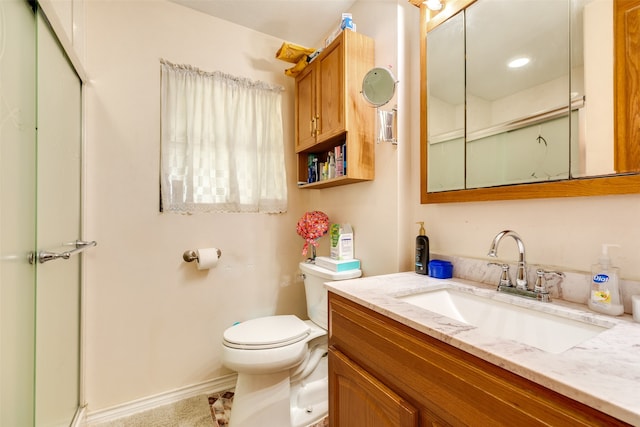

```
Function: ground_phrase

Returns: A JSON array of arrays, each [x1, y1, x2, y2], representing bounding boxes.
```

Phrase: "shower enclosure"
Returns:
[[1, 0, 87, 425]]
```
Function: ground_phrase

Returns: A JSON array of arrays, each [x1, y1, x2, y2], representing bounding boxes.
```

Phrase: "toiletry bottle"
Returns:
[[588, 244, 623, 316], [328, 152, 336, 179], [415, 222, 429, 275], [335, 146, 343, 176]]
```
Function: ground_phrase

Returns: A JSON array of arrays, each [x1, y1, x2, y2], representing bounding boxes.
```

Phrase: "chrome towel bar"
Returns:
[[29, 240, 97, 264]]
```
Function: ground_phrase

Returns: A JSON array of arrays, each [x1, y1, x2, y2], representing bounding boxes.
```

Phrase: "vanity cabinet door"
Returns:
[[329, 348, 418, 427]]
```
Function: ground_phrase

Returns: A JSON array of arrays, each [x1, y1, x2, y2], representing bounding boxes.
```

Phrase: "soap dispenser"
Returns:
[[415, 222, 429, 275], [588, 244, 623, 316]]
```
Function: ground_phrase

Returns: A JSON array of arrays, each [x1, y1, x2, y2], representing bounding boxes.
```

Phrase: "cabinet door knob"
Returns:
[[315, 115, 321, 133]]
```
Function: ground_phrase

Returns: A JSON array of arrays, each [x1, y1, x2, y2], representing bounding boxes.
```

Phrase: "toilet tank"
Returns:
[[299, 262, 362, 329]]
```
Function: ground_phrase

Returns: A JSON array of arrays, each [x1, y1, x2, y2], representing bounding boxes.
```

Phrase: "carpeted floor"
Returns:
[[90, 391, 329, 427], [89, 394, 215, 427]]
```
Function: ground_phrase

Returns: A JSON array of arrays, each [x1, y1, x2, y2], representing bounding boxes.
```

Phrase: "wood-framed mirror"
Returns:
[[414, 0, 640, 204]]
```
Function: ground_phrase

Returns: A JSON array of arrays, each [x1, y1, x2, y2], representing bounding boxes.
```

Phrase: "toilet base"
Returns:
[[229, 370, 291, 427], [290, 354, 328, 427], [228, 347, 329, 427]]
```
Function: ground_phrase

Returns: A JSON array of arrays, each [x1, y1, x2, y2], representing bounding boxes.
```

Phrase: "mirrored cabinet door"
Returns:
[[427, 11, 465, 192], [465, 0, 572, 188]]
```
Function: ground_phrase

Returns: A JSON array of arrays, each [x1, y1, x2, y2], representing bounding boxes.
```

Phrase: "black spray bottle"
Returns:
[[415, 222, 429, 275]]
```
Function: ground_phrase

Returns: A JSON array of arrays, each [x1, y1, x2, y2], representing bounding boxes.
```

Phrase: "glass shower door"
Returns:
[[1, 3, 83, 425], [0, 1, 37, 426], [34, 9, 83, 427]]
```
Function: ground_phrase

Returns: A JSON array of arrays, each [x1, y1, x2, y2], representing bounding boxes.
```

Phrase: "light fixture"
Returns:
[[508, 57, 530, 69], [423, 0, 443, 11]]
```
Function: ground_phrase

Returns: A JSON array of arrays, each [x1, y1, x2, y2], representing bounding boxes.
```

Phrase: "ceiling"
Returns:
[[169, 0, 359, 48]]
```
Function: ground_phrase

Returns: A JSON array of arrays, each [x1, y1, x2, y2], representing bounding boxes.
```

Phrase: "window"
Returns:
[[160, 59, 287, 213]]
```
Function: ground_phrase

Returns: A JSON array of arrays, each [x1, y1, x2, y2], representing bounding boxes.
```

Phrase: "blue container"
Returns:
[[428, 260, 453, 279]]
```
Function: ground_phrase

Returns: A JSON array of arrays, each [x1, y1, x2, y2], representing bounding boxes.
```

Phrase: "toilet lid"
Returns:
[[223, 315, 311, 349]]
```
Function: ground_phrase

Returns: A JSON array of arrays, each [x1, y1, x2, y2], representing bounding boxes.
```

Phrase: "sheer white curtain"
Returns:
[[160, 59, 287, 213]]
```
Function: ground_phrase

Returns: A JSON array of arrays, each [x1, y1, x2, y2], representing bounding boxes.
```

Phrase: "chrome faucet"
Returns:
[[487, 230, 563, 302], [488, 230, 528, 291]]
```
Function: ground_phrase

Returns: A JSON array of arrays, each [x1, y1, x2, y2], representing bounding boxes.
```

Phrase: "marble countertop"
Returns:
[[325, 272, 640, 425]]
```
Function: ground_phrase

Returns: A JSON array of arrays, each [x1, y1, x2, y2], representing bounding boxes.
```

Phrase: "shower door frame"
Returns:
[[37, 1, 89, 425], [35, 3, 86, 426]]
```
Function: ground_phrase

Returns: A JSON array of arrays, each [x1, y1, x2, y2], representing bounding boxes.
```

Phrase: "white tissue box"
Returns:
[[315, 256, 360, 272]]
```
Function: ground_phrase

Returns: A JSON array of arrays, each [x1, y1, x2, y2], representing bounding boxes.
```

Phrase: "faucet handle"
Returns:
[[534, 269, 547, 294], [534, 269, 565, 302], [488, 262, 513, 289]]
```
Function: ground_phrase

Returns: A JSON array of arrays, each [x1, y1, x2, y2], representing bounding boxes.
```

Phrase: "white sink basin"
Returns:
[[398, 287, 610, 354]]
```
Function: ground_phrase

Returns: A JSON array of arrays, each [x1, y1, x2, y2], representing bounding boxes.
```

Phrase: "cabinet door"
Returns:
[[317, 39, 345, 142], [295, 65, 316, 151], [329, 348, 418, 427]]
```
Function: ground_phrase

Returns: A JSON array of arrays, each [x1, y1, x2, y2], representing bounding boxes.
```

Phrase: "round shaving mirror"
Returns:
[[361, 67, 397, 107]]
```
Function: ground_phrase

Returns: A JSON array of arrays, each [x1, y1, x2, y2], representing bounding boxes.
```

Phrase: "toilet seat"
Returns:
[[223, 315, 311, 350]]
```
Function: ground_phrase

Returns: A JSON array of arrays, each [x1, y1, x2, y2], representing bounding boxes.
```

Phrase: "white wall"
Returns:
[[412, 194, 640, 280], [83, 0, 311, 410]]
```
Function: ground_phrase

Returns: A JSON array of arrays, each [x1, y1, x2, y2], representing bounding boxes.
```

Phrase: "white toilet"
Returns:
[[222, 261, 361, 427]]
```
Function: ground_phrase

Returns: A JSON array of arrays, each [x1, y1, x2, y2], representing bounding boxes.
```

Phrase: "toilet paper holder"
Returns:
[[183, 248, 222, 263]]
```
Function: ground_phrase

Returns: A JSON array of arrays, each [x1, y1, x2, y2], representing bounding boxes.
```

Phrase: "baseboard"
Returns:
[[71, 405, 87, 427], [84, 373, 237, 425]]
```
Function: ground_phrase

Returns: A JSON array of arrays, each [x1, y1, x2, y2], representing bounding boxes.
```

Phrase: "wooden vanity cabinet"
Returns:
[[328, 292, 630, 427], [294, 30, 375, 189]]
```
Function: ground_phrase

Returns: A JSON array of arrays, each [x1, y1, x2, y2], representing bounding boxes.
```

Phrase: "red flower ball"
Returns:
[[296, 211, 329, 256]]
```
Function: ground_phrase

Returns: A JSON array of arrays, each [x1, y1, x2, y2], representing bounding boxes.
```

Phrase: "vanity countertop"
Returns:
[[325, 272, 640, 425]]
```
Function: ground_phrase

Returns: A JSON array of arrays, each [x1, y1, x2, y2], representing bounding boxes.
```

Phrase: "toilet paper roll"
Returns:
[[196, 248, 219, 270]]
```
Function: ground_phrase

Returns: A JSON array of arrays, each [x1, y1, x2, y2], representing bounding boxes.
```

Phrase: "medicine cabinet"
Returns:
[[414, 0, 640, 203]]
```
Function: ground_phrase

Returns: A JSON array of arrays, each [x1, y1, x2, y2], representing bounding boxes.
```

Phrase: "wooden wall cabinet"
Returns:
[[328, 292, 631, 427], [294, 30, 375, 189]]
